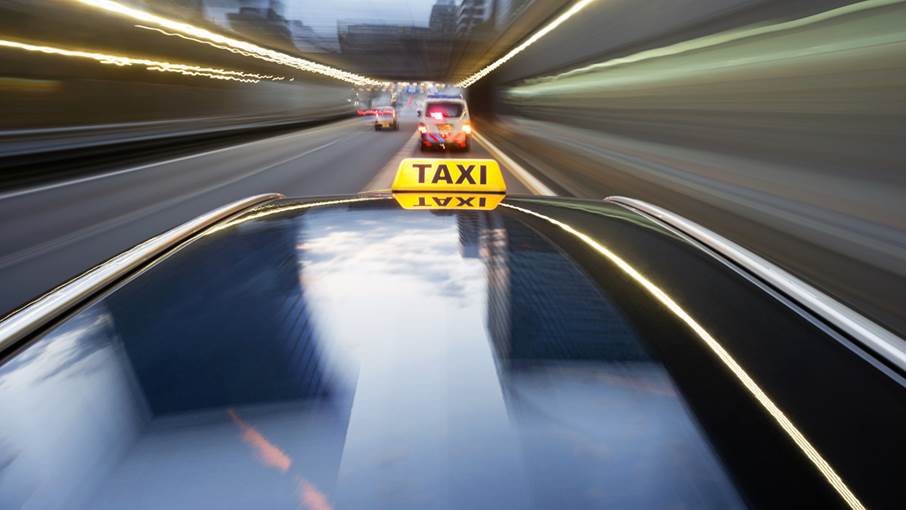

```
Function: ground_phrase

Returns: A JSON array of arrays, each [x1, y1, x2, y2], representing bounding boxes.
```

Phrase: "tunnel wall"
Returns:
[[0, 68, 354, 131], [496, 0, 906, 174], [470, 0, 862, 116], [0, 50, 355, 158], [468, 0, 906, 335], [0, 0, 355, 156], [0, 65, 355, 158]]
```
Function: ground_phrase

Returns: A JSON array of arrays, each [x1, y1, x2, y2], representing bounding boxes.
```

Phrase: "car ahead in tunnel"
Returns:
[[373, 106, 398, 131], [417, 96, 471, 152], [0, 159, 903, 510]]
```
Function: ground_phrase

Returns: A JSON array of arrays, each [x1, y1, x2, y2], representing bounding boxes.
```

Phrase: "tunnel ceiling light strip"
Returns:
[[73, 0, 386, 86], [501, 202, 866, 510], [0, 38, 283, 83], [515, 0, 905, 89], [456, 0, 596, 88], [134, 25, 289, 66]]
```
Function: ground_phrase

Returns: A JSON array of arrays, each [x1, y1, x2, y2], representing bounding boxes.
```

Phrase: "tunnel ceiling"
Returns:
[[0, 0, 575, 87], [144, 0, 574, 83]]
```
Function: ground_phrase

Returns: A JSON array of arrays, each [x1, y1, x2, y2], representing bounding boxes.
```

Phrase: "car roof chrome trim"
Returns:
[[0, 193, 283, 355], [605, 195, 906, 374]]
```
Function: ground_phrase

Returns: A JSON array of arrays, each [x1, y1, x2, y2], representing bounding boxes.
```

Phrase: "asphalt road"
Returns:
[[0, 115, 531, 318]]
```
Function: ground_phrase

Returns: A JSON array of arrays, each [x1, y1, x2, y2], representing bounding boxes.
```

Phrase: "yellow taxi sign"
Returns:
[[392, 192, 504, 211], [391, 159, 506, 193]]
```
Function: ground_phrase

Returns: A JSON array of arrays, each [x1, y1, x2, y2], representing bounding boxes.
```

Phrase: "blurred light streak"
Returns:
[[297, 478, 334, 510], [73, 0, 386, 86], [135, 24, 285, 80], [455, 0, 596, 88], [512, 0, 906, 94], [0, 38, 282, 83], [228, 408, 293, 472], [228, 409, 333, 509], [501, 202, 867, 510]]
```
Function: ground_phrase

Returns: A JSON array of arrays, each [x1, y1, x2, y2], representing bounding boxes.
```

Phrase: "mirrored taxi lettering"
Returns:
[[392, 192, 504, 210], [415, 195, 487, 207]]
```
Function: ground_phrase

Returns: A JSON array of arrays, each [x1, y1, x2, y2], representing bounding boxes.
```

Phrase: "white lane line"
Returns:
[[473, 131, 556, 196], [0, 118, 361, 201], [363, 130, 420, 191], [0, 140, 339, 270]]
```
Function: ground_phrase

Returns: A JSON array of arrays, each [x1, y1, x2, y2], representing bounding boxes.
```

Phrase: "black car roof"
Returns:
[[0, 194, 902, 509]]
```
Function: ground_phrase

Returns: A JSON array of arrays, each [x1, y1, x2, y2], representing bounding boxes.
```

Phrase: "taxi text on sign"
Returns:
[[391, 159, 506, 193]]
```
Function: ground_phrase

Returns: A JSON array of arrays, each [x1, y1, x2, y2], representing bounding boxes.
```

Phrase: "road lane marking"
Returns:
[[473, 131, 555, 196], [0, 118, 360, 201], [0, 140, 339, 270]]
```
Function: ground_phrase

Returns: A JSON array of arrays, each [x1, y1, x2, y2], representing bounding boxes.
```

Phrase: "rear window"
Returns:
[[425, 101, 463, 118]]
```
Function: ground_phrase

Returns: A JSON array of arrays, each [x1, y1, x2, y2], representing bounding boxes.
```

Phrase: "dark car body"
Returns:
[[0, 194, 903, 510]]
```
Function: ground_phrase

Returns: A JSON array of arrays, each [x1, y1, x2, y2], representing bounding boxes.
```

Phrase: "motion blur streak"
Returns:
[[486, 0, 906, 336], [514, 0, 906, 87], [0, 38, 278, 83], [297, 479, 334, 510], [509, 0, 906, 94], [134, 24, 286, 80], [456, 0, 596, 88], [228, 408, 293, 473], [72, 0, 385, 85], [501, 203, 866, 510]]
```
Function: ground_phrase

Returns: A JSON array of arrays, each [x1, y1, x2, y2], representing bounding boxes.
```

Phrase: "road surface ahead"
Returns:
[[0, 116, 531, 318]]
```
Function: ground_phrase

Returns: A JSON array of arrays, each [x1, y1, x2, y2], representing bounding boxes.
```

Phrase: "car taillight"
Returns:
[[462, 124, 472, 135], [418, 123, 428, 134], [429, 112, 444, 120]]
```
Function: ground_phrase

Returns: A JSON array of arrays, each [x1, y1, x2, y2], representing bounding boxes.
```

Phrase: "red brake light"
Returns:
[[429, 112, 444, 120], [462, 124, 472, 135], [417, 123, 428, 134]]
